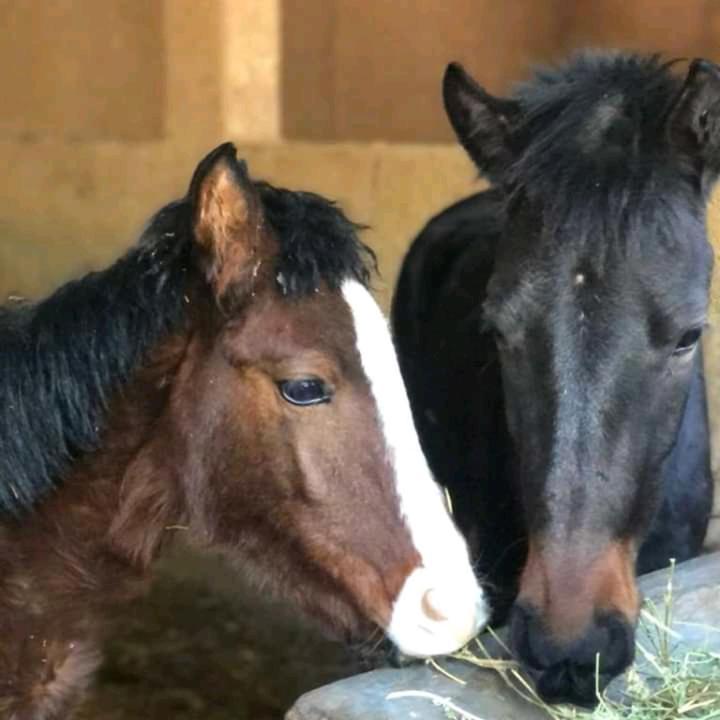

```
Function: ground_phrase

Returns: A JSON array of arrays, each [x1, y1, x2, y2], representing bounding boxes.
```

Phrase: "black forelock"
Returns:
[[505, 51, 698, 242], [255, 182, 376, 296], [0, 177, 373, 516]]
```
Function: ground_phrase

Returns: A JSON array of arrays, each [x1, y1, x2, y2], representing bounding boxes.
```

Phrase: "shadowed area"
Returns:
[[76, 543, 362, 720]]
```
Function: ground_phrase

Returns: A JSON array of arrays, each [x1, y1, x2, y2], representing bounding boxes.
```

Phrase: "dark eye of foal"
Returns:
[[278, 379, 332, 406], [674, 327, 703, 355]]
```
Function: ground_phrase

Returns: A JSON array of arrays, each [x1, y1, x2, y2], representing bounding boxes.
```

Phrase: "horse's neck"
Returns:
[[0, 334, 190, 717], [0, 237, 189, 515], [44, 331, 191, 564]]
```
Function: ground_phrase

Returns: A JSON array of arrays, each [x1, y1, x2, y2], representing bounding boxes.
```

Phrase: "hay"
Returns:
[[388, 561, 720, 720], [421, 492, 720, 718]]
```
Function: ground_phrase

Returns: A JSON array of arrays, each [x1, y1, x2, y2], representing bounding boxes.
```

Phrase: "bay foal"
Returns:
[[0, 144, 486, 719]]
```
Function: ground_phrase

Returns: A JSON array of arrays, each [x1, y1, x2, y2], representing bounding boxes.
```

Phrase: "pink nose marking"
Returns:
[[422, 589, 449, 622]]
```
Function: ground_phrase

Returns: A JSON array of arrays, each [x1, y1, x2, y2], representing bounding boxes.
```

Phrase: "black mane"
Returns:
[[258, 182, 374, 295], [0, 179, 372, 515], [506, 52, 699, 239]]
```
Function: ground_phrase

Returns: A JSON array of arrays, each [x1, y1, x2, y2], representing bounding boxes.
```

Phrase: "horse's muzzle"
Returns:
[[510, 604, 635, 706], [384, 565, 488, 657]]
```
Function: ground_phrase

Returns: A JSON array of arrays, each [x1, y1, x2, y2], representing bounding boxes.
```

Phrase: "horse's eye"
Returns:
[[278, 379, 331, 406], [492, 329, 507, 347], [486, 325, 509, 351], [674, 327, 703, 355], [481, 317, 506, 348]]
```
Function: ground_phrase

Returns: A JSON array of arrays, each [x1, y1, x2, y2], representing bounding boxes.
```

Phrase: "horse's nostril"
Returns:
[[421, 588, 449, 622], [510, 604, 555, 670], [536, 662, 600, 708], [510, 608, 636, 706]]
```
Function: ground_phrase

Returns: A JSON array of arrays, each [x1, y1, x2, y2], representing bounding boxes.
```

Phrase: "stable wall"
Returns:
[[282, 0, 720, 142]]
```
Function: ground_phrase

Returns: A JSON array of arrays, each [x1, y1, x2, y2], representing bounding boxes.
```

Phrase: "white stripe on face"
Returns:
[[341, 280, 488, 657]]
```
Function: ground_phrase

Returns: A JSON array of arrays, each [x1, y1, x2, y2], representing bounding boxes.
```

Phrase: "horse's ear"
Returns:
[[188, 142, 267, 300], [443, 62, 520, 179], [669, 59, 720, 178]]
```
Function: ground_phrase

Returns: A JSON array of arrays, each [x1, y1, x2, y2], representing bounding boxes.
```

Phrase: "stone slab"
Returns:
[[286, 553, 720, 720]]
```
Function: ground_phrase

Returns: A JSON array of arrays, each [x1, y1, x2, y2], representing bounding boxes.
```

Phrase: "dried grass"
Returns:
[[388, 561, 720, 720]]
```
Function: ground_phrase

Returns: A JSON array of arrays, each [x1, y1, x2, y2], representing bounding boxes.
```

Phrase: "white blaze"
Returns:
[[342, 280, 488, 657]]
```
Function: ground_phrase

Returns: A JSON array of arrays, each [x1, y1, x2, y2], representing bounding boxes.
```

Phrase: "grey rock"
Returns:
[[286, 552, 720, 720], [633, 552, 720, 652], [286, 660, 547, 720]]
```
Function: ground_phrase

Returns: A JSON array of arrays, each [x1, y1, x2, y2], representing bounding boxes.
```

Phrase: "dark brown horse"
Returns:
[[0, 144, 486, 719], [393, 53, 717, 705]]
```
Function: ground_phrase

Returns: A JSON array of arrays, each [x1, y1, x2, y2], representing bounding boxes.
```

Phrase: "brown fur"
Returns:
[[0, 148, 419, 718], [518, 539, 640, 643]]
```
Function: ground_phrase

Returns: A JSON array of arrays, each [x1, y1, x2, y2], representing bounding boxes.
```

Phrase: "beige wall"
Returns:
[[8, 0, 717, 146], [0, 1, 165, 141], [282, 0, 563, 142], [281, 0, 720, 143]]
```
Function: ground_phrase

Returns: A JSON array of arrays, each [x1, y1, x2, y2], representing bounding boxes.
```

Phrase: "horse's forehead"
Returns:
[[498, 211, 706, 294], [489, 241, 709, 343], [230, 288, 359, 358]]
